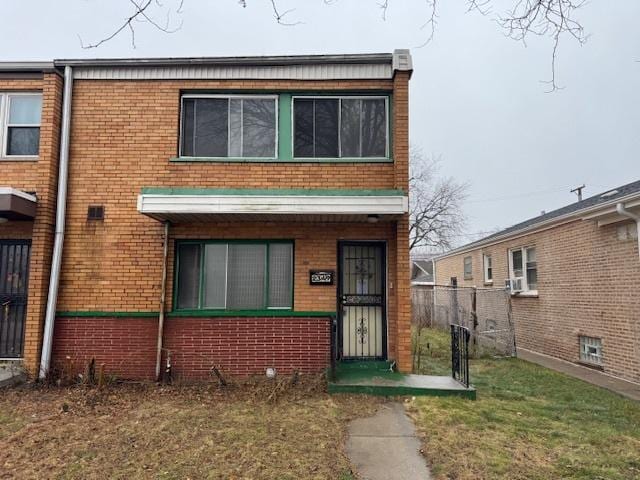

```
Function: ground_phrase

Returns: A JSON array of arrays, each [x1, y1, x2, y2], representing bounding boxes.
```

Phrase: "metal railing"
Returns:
[[451, 324, 471, 388]]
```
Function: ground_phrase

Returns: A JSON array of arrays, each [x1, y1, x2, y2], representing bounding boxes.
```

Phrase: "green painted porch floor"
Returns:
[[328, 361, 476, 399]]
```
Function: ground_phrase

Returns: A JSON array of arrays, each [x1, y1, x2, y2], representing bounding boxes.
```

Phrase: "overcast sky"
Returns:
[[2, 0, 639, 245]]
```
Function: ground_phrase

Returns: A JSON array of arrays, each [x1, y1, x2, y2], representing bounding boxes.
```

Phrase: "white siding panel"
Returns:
[[73, 64, 393, 81]]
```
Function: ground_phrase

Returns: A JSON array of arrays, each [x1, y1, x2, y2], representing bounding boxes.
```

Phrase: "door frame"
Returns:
[[0, 239, 31, 360], [336, 240, 388, 361]]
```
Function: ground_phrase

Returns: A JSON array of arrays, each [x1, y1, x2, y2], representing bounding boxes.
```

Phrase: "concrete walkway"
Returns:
[[518, 348, 640, 402], [346, 402, 431, 480]]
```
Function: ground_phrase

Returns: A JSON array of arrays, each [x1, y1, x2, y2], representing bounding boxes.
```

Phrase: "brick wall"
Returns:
[[50, 73, 412, 374], [52, 315, 330, 380], [0, 73, 63, 373], [435, 219, 640, 384]]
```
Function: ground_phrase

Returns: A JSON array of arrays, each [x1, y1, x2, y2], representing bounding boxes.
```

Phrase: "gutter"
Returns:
[[616, 203, 640, 260], [39, 65, 73, 380]]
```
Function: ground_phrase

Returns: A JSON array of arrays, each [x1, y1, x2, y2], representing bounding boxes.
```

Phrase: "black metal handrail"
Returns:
[[329, 314, 338, 380], [451, 324, 471, 388]]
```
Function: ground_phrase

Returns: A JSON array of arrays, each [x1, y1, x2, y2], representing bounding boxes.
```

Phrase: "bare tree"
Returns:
[[409, 149, 468, 252], [79, 0, 589, 91]]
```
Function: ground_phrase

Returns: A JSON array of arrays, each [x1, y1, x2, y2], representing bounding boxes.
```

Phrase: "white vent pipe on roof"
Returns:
[[616, 202, 640, 261], [39, 66, 73, 379]]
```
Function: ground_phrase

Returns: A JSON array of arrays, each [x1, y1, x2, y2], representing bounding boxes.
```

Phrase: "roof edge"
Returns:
[[434, 189, 640, 261], [54, 52, 398, 69], [0, 61, 57, 73]]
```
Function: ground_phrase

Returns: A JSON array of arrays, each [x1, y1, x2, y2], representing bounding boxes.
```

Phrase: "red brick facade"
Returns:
[[52, 315, 330, 380]]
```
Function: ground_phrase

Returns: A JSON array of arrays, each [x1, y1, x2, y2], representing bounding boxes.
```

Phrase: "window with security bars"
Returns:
[[175, 241, 293, 311], [579, 336, 603, 366]]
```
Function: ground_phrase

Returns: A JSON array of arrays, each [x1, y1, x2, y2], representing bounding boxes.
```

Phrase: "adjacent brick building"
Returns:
[[435, 181, 640, 384], [1, 52, 413, 380]]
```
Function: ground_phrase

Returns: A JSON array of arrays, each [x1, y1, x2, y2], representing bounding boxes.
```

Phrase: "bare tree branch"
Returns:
[[409, 148, 469, 252], [79, 0, 183, 49], [80, 0, 589, 91], [269, 0, 303, 26]]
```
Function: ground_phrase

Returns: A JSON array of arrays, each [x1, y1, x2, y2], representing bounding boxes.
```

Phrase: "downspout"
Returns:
[[39, 65, 73, 379], [155, 221, 170, 381], [616, 202, 640, 260]]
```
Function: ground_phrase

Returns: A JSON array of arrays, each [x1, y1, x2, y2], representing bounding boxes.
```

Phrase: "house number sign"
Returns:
[[309, 270, 334, 285]]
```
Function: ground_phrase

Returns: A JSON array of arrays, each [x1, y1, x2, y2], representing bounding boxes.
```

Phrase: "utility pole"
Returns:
[[571, 184, 585, 202]]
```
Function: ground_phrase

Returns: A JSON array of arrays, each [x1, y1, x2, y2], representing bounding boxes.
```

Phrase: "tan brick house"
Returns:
[[0, 62, 62, 372], [435, 181, 640, 384], [1, 52, 414, 381]]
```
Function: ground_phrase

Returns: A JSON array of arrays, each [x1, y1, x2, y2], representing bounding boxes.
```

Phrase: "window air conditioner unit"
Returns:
[[505, 277, 524, 294]]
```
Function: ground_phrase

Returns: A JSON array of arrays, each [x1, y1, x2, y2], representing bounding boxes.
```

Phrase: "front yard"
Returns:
[[1, 331, 639, 480], [0, 377, 377, 479], [411, 327, 640, 480]]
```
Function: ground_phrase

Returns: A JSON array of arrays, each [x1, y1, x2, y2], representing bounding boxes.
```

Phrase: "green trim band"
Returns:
[[56, 311, 159, 318], [168, 310, 335, 318], [141, 187, 405, 196], [56, 310, 335, 318], [169, 157, 394, 164]]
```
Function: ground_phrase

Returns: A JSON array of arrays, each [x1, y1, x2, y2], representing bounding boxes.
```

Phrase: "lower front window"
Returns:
[[175, 240, 293, 311]]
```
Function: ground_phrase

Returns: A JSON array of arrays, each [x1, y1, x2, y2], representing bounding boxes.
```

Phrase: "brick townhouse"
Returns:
[[0, 51, 413, 381], [435, 181, 640, 384]]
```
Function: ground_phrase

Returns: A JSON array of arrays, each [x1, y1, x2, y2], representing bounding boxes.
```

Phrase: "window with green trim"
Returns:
[[180, 95, 278, 158], [175, 241, 293, 311], [293, 96, 389, 158]]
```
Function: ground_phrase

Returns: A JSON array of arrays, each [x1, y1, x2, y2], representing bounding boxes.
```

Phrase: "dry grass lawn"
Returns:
[[0, 376, 380, 479], [410, 327, 640, 480]]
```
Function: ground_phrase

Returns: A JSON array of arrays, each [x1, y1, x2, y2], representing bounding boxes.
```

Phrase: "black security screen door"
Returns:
[[338, 242, 386, 360], [0, 241, 31, 358]]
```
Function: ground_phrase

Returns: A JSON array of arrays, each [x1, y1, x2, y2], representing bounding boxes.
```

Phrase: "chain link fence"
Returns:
[[412, 285, 516, 358]]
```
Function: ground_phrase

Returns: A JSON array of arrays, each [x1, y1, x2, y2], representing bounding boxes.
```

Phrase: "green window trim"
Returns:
[[173, 93, 393, 163], [173, 239, 295, 313], [55, 310, 335, 318]]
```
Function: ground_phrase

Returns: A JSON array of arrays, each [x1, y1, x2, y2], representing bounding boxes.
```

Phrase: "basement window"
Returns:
[[179, 95, 277, 158], [1, 93, 42, 157], [175, 240, 293, 311], [579, 336, 603, 366]]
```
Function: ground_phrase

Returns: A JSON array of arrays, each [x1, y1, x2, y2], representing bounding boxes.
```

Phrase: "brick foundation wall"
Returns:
[[164, 317, 331, 379], [435, 219, 640, 384], [52, 316, 330, 380]]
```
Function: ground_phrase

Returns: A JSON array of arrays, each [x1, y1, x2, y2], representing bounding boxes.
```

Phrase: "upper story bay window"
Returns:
[[1, 93, 42, 158], [180, 95, 277, 158], [293, 97, 389, 159]]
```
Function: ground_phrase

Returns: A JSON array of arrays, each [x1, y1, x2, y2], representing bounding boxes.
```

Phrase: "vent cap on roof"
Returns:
[[600, 189, 619, 198]]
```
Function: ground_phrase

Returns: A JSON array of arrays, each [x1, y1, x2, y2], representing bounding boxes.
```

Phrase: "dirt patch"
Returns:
[[0, 374, 382, 479]]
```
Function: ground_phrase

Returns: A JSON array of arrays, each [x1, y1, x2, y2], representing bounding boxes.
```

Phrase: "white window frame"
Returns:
[[0, 92, 43, 160], [463, 256, 473, 280], [179, 94, 279, 160], [579, 336, 603, 366], [483, 253, 493, 283], [508, 246, 537, 294], [291, 95, 390, 160]]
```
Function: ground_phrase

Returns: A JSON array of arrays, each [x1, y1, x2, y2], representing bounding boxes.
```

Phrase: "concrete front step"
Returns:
[[328, 361, 476, 399]]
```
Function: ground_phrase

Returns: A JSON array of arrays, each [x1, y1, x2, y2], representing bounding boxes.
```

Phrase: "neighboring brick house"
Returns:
[[0, 63, 62, 372], [0, 52, 413, 380], [435, 181, 640, 384]]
